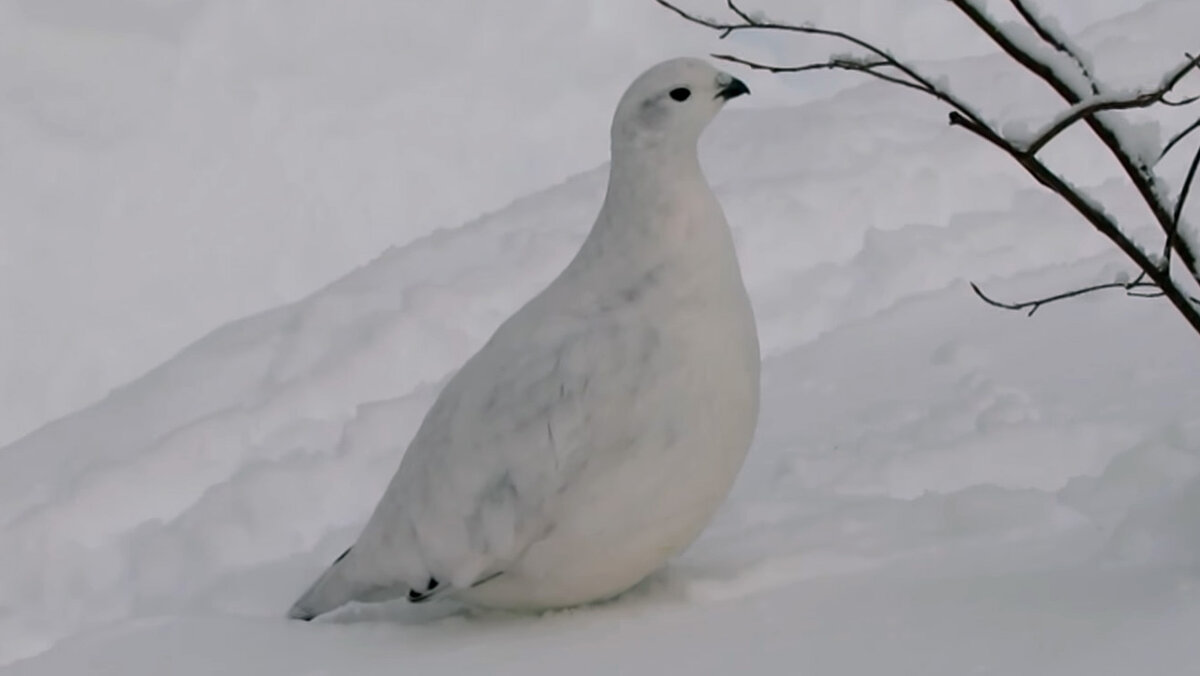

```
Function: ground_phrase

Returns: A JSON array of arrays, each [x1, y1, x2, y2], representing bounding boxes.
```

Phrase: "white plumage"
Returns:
[[289, 57, 759, 619]]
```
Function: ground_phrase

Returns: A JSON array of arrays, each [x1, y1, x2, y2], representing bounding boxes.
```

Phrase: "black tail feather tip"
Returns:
[[407, 578, 440, 603], [288, 606, 317, 622]]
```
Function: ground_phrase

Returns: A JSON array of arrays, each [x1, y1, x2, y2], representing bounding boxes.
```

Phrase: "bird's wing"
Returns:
[[358, 295, 654, 590]]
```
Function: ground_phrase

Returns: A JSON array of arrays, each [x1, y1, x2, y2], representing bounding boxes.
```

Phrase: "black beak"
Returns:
[[716, 77, 750, 101]]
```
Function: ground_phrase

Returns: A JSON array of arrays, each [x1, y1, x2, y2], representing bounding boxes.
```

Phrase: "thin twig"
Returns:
[[970, 280, 1177, 317], [1161, 118, 1200, 161], [709, 53, 934, 95], [724, 0, 755, 25], [653, 0, 732, 35], [1163, 94, 1200, 107], [1173, 143, 1200, 233], [1160, 134, 1200, 274], [654, 0, 996, 132]]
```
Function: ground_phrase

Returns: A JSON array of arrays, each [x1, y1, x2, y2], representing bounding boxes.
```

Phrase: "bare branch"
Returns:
[[1161, 118, 1200, 161], [1163, 94, 1200, 107], [709, 53, 934, 96], [725, 0, 755, 26], [970, 280, 1182, 317], [653, 0, 722, 30], [1173, 143, 1200, 234], [1156, 115, 1200, 271]]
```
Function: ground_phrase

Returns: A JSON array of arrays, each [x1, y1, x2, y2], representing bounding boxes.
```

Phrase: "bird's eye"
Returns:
[[669, 87, 691, 102]]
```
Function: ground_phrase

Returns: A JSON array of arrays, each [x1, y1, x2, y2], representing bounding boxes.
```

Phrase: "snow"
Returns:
[[0, 0, 788, 447], [0, 0, 1165, 447], [4, 0, 1200, 674]]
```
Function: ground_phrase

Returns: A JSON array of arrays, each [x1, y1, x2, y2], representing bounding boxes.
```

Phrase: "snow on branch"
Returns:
[[657, 0, 1200, 336], [1023, 54, 1200, 155], [1006, 0, 1100, 96], [946, 0, 1200, 284]]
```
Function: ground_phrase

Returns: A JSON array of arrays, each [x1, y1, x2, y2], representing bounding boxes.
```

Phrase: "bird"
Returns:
[[288, 57, 759, 620]]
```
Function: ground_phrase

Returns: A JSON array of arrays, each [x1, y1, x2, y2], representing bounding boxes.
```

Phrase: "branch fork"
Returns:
[[657, 0, 1200, 336]]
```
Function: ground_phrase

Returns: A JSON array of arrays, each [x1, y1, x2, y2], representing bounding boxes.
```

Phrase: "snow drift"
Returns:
[[3, 0, 1200, 673]]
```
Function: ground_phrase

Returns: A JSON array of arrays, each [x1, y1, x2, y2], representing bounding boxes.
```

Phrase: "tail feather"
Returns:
[[288, 545, 455, 620], [287, 547, 359, 621]]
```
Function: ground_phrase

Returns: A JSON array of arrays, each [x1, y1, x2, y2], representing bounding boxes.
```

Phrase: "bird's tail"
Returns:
[[287, 547, 360, 621]]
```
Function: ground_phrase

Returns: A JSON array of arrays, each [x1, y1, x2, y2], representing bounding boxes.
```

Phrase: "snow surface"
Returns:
[[4, 0, 1200, 674]]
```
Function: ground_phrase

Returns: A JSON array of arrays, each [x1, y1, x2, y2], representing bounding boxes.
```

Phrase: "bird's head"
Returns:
[[611, 57, 749, 157]]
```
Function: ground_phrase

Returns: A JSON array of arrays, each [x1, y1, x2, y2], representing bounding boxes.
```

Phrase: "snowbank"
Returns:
[[3, 0, 1200, 673]]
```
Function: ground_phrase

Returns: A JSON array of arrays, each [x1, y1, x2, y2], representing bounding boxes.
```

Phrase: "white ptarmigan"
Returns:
[[289, 58, 759, 620]]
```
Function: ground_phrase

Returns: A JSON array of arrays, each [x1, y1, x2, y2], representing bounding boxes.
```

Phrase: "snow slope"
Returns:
[[4, 0, 1200, 673], [0, 0, 1168, 447], [0, 0, 772, 445]]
